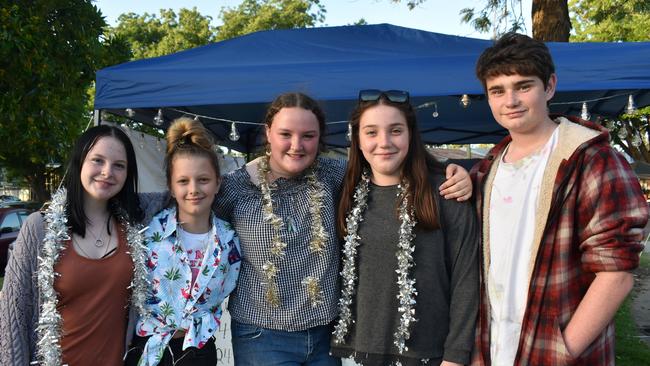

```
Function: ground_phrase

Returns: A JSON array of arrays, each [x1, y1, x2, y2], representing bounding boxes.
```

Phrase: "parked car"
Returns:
[[0, 195, 21, 203], [0, 200, 43, 210], [0, 207, 33, 276]]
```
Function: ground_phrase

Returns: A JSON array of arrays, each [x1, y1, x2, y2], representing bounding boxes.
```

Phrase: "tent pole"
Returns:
[[93, 110, 102, 126]]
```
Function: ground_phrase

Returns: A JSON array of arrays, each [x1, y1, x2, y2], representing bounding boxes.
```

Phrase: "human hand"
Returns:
[[439, 163, 472, 201]]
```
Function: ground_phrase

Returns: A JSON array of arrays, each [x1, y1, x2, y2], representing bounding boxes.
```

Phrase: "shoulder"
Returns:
[[214, 217, 237, 242], [315, 156, 346, 186]]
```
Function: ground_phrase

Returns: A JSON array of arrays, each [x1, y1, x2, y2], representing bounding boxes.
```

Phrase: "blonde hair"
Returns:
[[165, 117, 221, 186]]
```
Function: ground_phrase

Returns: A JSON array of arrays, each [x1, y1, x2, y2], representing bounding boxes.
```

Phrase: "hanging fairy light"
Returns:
[[432, 102, 439, 118], [153, 109, 164, 126], [346, 123, 352, 142], [625, 95, 637, 115], [580, 102, 591, 121], [125, 108, 135, 118], [459, 94, 471, 108], [229, 121, 240, 141]]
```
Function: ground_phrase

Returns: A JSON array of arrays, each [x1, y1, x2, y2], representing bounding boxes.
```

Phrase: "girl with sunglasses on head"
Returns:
[[214, 92, 473, 366], [330, 90, 479, 366], [124, 117, 241, 366], [0, 125, 148, 366]]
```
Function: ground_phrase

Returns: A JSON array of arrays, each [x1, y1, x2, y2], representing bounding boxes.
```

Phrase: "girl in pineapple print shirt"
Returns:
[[125, 117, 241, 366]]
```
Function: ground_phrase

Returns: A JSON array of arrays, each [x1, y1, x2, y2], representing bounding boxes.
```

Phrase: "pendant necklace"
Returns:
[[87, 215, 109, 247]]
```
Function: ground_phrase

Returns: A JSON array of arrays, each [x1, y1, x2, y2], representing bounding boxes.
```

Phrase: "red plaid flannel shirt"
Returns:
[[471, 116, 648, 366]]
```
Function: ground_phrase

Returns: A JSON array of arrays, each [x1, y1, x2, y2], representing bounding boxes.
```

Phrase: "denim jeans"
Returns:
[[231, 319, 341, 366]]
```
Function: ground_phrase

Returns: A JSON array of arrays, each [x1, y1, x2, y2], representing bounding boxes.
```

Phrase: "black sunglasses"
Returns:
[[358, 89, 410, 103]]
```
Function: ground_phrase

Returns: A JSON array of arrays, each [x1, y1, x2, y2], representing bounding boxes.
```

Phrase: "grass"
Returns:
[[615, 254, 650, 365]]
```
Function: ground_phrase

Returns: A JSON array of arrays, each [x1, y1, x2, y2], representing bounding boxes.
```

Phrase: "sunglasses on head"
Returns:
[[358, 89, 410, 104]]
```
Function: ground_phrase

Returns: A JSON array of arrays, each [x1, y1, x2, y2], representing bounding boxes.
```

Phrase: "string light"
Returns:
[[625, 95, 637, 115], [153, 109, 164, 126], [229, 121, 240, 141], [459, 94, 471, 108], [580, 102, 591, 121]]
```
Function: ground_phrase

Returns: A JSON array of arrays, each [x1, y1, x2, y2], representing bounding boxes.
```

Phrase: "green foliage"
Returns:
[[603, 106, 650, 163], [111, 8, 216, 59], [614, 256, 650, 365], [216, 0, 326, 41], [570, 0, 650, 42], [459, 0, 526, 37], [0, 1, 129, 202]]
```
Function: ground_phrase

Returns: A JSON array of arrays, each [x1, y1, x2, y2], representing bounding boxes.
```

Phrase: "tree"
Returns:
[[570, 0, 650, 42], [391, 0, 571, 41], [0, 1, 129, 202], [111, 8, 216, 59], [216, 0, 326, 41]]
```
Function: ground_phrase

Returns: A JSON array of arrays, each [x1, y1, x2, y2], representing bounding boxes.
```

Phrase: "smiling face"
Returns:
[[170, 154, 220, 223], [265, 107, 320, 178], [358, 104, 410, 186], [486, 73, 557, 137], [80, 136, 128, 205]]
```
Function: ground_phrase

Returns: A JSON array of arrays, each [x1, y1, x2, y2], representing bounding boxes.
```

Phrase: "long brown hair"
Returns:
[[337, 97, 443, 237]]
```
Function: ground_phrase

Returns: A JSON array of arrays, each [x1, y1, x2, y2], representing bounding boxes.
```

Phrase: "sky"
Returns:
[[94, 0, 533, 40]]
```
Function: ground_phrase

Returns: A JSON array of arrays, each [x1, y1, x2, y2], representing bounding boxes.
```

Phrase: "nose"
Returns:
[[188, 180, 199, 194], [505, 89, 520, 108], [101, 164, 112, 177], [378, 130, 391, 147], [290, 135, 303, 151]]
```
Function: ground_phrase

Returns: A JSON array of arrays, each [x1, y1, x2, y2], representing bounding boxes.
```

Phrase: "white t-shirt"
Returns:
[[488, 127, 559, 365], [177, 228, 211, 285]]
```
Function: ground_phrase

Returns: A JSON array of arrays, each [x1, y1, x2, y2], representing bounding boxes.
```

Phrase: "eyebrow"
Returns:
[[361, 122, 406, 129], [88, 153, 127, 164], [276, 128, 318, 134], [488, 78, 536, 91]]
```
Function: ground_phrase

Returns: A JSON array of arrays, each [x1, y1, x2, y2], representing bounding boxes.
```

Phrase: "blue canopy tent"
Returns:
[[94, 24, 650, 153]]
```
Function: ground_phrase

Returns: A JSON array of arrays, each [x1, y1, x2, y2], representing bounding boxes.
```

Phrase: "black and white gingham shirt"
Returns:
[[215, 157, 346, 331]]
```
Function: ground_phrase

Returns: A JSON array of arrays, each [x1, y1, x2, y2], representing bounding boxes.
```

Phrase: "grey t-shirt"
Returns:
[[330, 174, 479, 365]]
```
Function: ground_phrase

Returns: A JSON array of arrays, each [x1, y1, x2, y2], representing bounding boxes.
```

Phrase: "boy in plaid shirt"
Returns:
[[471, 33, 648, 365]]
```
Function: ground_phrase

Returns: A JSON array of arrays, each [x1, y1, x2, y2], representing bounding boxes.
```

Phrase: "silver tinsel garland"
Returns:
[[257, 156, 327, 307], [37, 188, 68, 366], [36, 188, 149, 365], [393, 182, 418, 354], [332, 171, 418, 355], [332, 170, 370, 344]]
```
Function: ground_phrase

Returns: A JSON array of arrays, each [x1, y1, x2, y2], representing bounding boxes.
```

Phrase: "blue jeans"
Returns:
[[231, 319, 341, 366]]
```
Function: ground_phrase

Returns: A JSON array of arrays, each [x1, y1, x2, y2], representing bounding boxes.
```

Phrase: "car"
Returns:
[[0, 195, 21, 203], [0, 207, 33, 276]]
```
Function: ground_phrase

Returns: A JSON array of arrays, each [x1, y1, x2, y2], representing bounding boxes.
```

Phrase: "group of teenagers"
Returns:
[[1, 33, 647, 366]]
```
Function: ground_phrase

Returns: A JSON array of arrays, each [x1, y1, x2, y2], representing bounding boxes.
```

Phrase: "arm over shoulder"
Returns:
[[0, 212, 44, 364]]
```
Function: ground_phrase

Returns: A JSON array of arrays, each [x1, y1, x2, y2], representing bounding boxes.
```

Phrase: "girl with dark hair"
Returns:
[[125, 117, 241, 366], [214, 92, 473, 365], [330, 90, 479, 366], [0, 125, 148, 366]]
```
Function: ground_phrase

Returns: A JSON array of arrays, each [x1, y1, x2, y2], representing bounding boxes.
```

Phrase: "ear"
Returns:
[[545, 74, 557, 101], [265, 125, 271, 142]]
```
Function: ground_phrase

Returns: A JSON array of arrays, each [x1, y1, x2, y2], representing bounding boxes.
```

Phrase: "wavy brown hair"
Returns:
[[476, 32, 555, 91], [164, 117, 221, 187], [337, 96, 443, 237]]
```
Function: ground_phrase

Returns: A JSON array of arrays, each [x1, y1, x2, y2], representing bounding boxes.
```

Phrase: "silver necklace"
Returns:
[[73, 229, 112, 258], [87, 216, 109, 247]]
